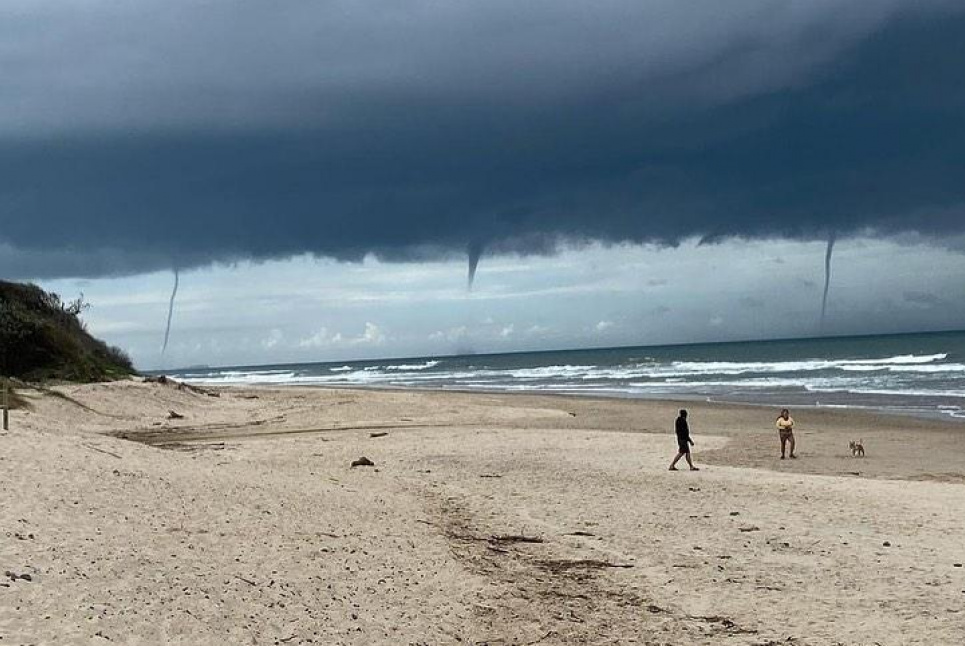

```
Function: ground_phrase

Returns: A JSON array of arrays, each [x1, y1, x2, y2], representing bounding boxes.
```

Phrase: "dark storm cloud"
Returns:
[[1, 1, 964, 279]]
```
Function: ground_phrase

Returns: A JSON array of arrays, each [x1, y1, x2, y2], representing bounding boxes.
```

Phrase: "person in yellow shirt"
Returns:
[[776, 408, 796, 459]]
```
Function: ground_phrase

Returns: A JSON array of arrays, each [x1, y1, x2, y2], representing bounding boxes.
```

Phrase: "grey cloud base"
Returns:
[[1, 2, 964, 279]]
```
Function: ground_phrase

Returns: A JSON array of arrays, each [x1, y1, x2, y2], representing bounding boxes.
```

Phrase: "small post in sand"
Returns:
[[2, 380, 8, 431]]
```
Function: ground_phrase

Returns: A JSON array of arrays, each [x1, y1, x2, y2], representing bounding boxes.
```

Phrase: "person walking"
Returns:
[[669, 409, 699, 471], [777, 408, 796, 459]]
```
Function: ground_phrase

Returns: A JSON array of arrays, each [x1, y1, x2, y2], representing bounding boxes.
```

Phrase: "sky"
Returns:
[[35, 237, 965, 370], [2, 1, 965, 368]]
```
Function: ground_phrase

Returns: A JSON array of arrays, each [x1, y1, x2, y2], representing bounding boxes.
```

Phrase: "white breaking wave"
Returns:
[[806, 386, 965, 399], [886, 363, 965, 373], [192, 371, 299, 385], [382, 360, 441, 371], [653, 353, 950, 377], [181, 352, 954, 386], [362, 360, 440, 372], [842, 353, 947, 365], [508, 365, 598, 379], [629, 377, 849, 390], [172, 346, 963, 423]]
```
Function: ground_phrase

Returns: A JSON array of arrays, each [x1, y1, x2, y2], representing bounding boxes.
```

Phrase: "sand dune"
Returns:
[[2, 380, 963, 644]]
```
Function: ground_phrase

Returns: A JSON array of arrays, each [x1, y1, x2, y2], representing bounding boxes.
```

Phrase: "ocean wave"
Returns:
[[208, 369, 297, 377], [191, 371, 299, 385], [361, 360, 441, 372], [382, 360, 441, 371], [182, 357, 959, 389], [173, 346, 964, 422], [805, 386, 965, 399], [629, 377, 849, 390], [886, 363, 965, 373], [507, 364, 598, 379], [651, 353, 951, 377], [842, 353, 947, 365], [191, 352, 956, 385]]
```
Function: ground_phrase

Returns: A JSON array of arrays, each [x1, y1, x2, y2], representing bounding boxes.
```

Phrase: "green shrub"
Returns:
[[0, 281, 135, 382]]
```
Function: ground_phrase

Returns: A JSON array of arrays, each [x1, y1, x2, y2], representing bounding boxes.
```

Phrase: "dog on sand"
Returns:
[[849, 439, 865, 457]]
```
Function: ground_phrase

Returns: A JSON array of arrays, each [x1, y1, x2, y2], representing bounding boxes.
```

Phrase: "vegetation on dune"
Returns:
[[0, 280, 134, 383]]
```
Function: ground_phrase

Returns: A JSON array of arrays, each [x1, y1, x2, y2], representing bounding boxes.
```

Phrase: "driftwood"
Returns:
[[489, 534, 544, 544], [162, 442, 227, 453], [81, 442, 122, 459], [536, 559, 634, 572], [449, 532, 544, 545]]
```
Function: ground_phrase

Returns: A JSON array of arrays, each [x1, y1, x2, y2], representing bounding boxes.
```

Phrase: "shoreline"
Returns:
[[160, 327, 965, 426], [247, 380, 965, 426], [95, 380, 965, 480]]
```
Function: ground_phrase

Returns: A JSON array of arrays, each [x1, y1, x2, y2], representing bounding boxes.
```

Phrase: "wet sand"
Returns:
[[2, 380, 963, 644]]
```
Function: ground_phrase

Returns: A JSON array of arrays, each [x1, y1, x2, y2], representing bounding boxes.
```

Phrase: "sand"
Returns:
[[1, 379, 964, 645]]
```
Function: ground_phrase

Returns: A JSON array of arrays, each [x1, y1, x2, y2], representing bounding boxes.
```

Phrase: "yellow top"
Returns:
[[776, 416, 794, 431]]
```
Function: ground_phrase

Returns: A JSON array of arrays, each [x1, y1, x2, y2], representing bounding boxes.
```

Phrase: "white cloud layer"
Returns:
[[31, 237, 965, 370]]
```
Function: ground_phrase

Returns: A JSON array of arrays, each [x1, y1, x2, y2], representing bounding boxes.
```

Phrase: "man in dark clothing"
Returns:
[[669, 409, 699, 471]]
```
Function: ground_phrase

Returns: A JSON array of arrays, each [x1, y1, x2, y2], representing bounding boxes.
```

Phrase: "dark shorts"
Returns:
[[677, 438, 690, 453]]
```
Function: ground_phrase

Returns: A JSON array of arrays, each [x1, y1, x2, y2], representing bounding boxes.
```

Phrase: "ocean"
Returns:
[[167, 330, 965, 421]]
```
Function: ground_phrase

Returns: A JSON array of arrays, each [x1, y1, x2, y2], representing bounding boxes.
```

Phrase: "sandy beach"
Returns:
[[2, 380, 964, 645]]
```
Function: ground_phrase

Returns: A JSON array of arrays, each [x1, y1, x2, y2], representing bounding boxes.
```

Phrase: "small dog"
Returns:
[[849, 439, 865, 457]]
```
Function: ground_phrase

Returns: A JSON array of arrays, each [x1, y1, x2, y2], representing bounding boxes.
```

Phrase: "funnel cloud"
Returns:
[[161, 269, 180, 354], [820, 234, 837, 331], [467, 242, 484, 291]]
